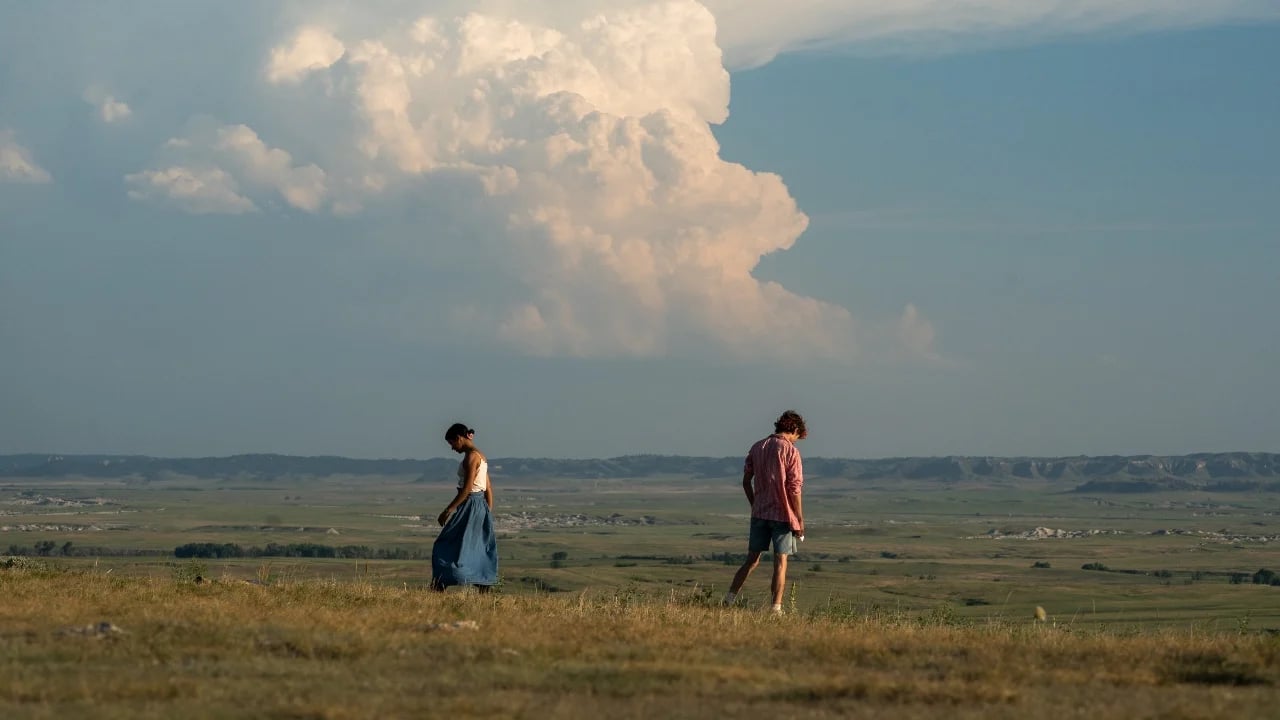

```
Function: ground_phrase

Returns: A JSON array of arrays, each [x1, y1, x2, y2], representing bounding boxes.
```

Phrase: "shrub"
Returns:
[[1032, 561, 1051, 569], [518, 576, 562, 592], [1, 556, 49, 571], [1082, 562, 1110, 572], [175, 542, 246, 559], [172, 559, 207, 583]]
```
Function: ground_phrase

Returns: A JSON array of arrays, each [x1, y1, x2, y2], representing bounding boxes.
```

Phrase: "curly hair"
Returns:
[[774, 410, 807, 439]]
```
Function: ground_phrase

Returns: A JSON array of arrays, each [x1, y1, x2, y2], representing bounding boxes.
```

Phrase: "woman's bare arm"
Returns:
[[438, 452, 482, 525]]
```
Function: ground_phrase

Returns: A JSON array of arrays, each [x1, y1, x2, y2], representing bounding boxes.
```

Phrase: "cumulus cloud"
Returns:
[[185, 0, 1280, 362], [99, 97, 133, 123], [159, 0, 1275, 360], [128, 122, 328, 213], [83, 87, 133, 123], [125, 166, 256, 215], [0, 129, 53, 184], [704, 0, 1280, 67], [214, 125, 328, 211], [262, 0, 852, 359], [266, 26, 346, 83]]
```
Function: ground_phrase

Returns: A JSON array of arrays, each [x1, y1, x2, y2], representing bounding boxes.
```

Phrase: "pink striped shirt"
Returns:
[[744, 434, 803, 529]]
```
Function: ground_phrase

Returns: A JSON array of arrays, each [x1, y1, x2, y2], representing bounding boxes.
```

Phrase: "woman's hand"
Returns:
[[437, 508, 452, 526]]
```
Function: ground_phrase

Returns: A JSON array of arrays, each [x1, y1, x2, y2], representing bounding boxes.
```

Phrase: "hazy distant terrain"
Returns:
[[4, 452, 1278, 491], [3, 451, 1278, 629]]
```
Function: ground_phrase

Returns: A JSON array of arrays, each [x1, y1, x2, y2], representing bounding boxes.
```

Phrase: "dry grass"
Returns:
[[2, 566, 1279, 719]]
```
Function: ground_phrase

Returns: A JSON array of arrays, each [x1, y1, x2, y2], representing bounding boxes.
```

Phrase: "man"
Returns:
[[723, 410, 806, 615]]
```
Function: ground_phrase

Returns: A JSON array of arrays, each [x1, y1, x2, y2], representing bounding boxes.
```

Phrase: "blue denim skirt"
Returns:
[[431, 492, 498, 588]]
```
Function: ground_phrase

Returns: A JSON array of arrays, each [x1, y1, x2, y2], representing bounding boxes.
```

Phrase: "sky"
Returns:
[[1, 1, 1277, 460]]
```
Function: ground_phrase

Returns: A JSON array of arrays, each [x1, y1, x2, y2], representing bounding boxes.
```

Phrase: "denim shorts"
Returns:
[[748, 517, 797, 555]]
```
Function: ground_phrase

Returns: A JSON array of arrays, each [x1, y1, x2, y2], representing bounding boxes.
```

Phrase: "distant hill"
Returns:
[[2, 452, 1278, 492]]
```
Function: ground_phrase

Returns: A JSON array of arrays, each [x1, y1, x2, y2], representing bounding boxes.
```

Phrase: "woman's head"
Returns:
[[774, 410, 807, 439], [444, 423, 475, 452]]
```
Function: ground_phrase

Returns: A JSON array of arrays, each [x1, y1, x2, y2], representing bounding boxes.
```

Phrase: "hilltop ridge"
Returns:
[[2, 452, 1278, 492]]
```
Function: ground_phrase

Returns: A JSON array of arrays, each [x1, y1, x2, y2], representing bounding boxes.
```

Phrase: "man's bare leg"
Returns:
[[724, 551, 763, 604], [771, 553, 789, 611]]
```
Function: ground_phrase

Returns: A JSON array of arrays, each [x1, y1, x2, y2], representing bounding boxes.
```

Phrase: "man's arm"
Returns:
[[741, 470, 755, 506], [786, 490, 804, 536], [786, 448, 804, 535]]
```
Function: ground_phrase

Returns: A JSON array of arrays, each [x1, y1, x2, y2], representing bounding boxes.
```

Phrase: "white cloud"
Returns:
[[128, 123, 328, 213], [266, 26, 346, 83], [703, 0, 1280, 67], [124, 166, 257, 215], [83, 87, 133, 123], [214, 125, 328, 212], [101, 0, 1271, 360], [234, 0, 1280, 361], [263, 1, 851, 360], [0, 129, 53, 184], [7, 4, 1269, 363], [99, 96, 132, 123], [896, 303, 939, 361]]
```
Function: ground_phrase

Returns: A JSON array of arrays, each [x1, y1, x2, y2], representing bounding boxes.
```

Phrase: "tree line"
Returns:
[[7, 541, 167, 557], [173, 542, 428, 560]]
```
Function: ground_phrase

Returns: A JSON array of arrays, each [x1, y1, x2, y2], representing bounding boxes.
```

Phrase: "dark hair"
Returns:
[[444, 423, 474, 441], [774, 410, 807, 439]]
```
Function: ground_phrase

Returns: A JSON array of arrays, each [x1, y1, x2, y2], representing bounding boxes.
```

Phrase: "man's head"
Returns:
[[773, 410, 807, 440]]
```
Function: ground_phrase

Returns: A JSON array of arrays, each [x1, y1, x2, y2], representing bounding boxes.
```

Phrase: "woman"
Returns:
[[430, 423, 498, 591]]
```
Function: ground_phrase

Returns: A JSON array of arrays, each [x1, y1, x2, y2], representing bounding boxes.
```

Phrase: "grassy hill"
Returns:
[[2, 567, 1278, 719]]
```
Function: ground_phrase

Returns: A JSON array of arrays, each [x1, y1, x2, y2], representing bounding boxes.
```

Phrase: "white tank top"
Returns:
[[457, 458, 488, 493]]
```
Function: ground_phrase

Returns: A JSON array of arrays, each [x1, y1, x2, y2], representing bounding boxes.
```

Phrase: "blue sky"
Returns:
[[1, 3, 1277, 459]]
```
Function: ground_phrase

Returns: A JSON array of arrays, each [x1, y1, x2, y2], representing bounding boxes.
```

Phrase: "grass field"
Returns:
[[3, 471, 1280, 716], [3, 569, 1280, 719], [3, 471, 1278, 629]]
